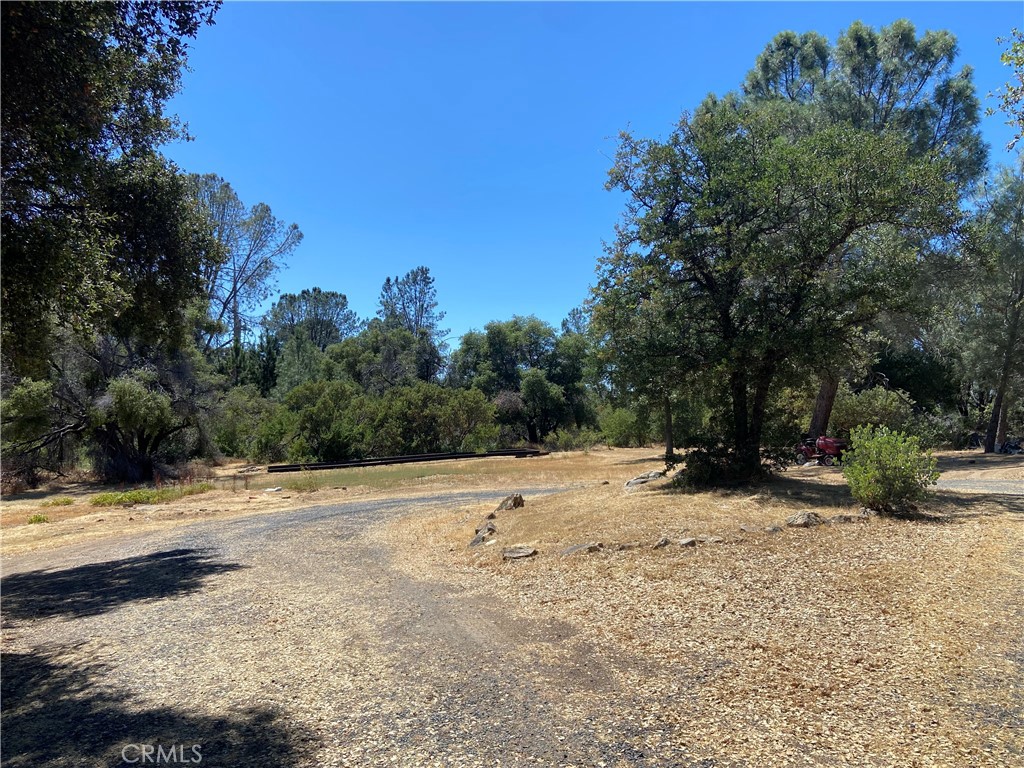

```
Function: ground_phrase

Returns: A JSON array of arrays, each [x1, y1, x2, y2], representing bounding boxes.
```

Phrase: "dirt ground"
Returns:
[[2, 448, 1022, 766]]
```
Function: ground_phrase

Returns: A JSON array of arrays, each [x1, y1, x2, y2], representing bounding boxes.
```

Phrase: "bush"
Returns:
[[599, 407, 639, 447], [830, 384, 915, 437], [90, 483, 213, 507], [841, 425, 939, 515], [27, 514, 49, 524], [543, 428, 602, 452]]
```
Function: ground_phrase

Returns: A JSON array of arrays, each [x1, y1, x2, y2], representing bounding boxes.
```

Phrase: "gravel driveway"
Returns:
[[1, 489, 703, 768]]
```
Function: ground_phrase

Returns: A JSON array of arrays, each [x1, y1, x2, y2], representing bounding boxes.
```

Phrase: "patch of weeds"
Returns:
[[286, 470, 321, 493], [90, 483, 213, 507], [27, 514, 49, 524], [40, 496, 75, 507]]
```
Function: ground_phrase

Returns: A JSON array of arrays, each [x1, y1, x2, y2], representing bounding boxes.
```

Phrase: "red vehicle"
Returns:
[[794, 436, 848, 466]]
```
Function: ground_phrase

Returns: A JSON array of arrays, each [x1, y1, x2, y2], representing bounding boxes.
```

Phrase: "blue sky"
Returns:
[[165, 1, 1022, 346]]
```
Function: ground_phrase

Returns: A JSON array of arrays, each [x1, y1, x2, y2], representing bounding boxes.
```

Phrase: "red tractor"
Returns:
[[795, 435, 848, 466]]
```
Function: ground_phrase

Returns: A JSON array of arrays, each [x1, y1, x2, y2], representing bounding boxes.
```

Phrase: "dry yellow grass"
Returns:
[[376, 449, 1024, 767]]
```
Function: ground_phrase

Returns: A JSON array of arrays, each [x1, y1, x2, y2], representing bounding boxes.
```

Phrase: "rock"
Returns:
[[502, 545, 537, 560], [786, 510, 826, 528], [562, 542, 603, 556], [601, 480, 610, 485], [653, 537, 672, 549], [470, 521, 497, 547], [264, 487, 282, 493], [678, 538, 697, 547], [609, 541, 641, 552], [764, 525, 782, 534], [624, 470, 666, 489], [697, 534, 724, 544], [739, 524, 761, 533], [495, 493, 525, 512], [485, 511, 497, 520], [829, 513, 865, 524]]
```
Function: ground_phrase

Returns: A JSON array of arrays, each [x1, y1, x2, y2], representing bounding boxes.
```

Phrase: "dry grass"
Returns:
[[376, 450, 1024, 767]]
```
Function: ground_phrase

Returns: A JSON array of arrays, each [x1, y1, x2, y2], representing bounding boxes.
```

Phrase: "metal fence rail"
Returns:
[[265, 448, 547, 474]]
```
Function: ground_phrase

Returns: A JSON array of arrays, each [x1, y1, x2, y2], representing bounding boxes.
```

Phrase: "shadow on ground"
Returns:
[[1, 647, 318, 768], [1, 549, 246, 622]]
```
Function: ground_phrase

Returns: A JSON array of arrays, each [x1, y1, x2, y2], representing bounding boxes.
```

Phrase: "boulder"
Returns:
[[502, 545, 537, 560], [624, 470, 666, 488], [495, 494, 525, 512], [786, 511, 825, 528]]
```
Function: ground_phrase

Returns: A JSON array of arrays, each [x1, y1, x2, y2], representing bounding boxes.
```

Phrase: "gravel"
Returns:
[[2, 487, 714, 768]]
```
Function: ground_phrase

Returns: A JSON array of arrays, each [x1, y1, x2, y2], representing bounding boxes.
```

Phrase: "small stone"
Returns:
[[653, 537, 672, 549], [485, 511, 497, 520], [609, 542, 641, 552], [470, 521, 498, 547], [562, 542, 603, 556], [786, 510, 825, 528], [601, 480, 610, 485], [697, 535, 724, 544], [829, 513, 864, 524], [495, 493, 525, 512], [678, 538, 697, 547], [502, 545, 537, 560], [128, 517, 134, 521], [739, 524, 761, 533], [764, 525, 782, 534]]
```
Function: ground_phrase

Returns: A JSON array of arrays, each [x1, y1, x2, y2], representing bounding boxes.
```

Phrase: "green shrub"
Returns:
[[841, 425, 939, 515], [543, 428, 602, 452], [40, 496, 75, 507], [27, 514, 49, 524], [90, 483, 213, 507], [830, 384, 915, 437], [599, 407, 639, 447]]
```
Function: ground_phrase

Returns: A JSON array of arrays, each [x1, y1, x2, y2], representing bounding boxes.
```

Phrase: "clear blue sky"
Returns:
[[165, 1, 1022, 346]]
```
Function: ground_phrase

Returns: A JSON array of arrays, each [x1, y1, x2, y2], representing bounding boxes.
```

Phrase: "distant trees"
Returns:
[[191, 175, 302, 369], [264, 288, 361, 351]]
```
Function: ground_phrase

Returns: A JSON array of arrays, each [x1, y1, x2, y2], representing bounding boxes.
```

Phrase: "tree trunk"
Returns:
[[663, 393, 674, 461], [997, 394, 1010, 446], [984, 289, 1022, 452], [808, 373, 839, 438]]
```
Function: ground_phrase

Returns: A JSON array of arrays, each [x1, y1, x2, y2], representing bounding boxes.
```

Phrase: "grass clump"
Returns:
[[40, 496, 75, 507], [286, 470, 321, 493], [841, 425, 939, 516], [27, 513, 49, 524], [90, 483, 213, 507]]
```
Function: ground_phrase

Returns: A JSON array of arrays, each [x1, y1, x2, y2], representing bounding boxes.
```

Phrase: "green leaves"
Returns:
[[841, 425, 939, 514]]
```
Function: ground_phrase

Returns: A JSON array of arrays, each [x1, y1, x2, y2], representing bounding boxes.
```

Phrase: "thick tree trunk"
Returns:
[[997, 395, 1010, 446], [663, 393, 674, 461], [808, 373, 839, 438], [984, 390, 1004, 453]]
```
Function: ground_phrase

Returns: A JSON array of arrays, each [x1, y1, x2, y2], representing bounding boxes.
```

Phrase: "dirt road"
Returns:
[[1, 488, 702, 768]]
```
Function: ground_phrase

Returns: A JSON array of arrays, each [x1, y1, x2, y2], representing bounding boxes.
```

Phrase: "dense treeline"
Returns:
[[1, 7, 1021, 489]]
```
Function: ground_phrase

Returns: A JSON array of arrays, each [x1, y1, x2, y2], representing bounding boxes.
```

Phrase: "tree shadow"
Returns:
[[933, 491, 1024, 521], [1, 647, 318, 768], [1, 549, 247, 622]]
